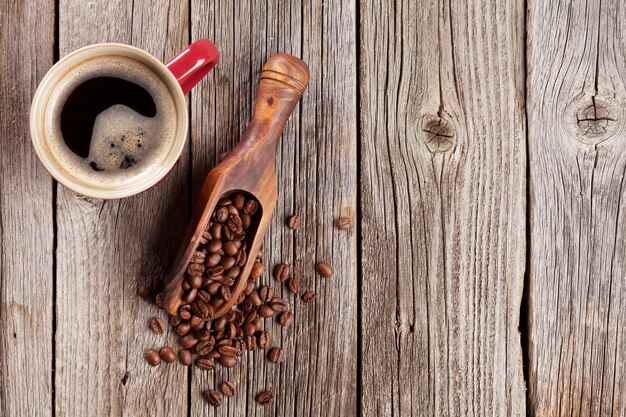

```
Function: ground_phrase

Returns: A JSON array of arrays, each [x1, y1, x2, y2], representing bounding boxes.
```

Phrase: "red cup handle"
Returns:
[[166, 39, 219, 95]]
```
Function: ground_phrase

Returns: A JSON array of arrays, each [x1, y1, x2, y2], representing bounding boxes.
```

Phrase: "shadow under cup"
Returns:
[[30, 43, 189, 199]]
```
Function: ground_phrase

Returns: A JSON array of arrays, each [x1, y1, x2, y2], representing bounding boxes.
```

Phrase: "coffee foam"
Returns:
[[44, 55, 177, 186]]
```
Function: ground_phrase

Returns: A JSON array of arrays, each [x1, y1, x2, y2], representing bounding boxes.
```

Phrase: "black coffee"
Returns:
[[44, 55, 177, 184], [61, 77, 156, 161]]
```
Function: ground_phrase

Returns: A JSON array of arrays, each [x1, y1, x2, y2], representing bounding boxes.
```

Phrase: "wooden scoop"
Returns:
[[160, 54, 309, 318]]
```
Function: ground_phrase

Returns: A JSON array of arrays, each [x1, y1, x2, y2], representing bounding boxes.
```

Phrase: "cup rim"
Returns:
[[30, 43, 188, 199]]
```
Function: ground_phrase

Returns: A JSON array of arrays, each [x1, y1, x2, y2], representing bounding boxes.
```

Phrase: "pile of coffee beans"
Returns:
[[139, 200, 350, 408]]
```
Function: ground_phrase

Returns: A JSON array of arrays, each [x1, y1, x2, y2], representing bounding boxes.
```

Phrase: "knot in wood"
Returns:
[[421, 114, 455, 153], [570, 96, 620, 145]]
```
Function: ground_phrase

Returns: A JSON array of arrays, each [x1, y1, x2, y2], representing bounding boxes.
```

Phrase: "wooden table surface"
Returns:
[[1, 0, 624, 416]]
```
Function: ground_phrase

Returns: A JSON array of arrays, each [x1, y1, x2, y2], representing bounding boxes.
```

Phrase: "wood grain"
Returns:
[[189, 0, 358, 415], [55, 1, 190, 416], [0, 1, 54, 416], [527, 0, 626, 415], [359, 0, 527, 416]]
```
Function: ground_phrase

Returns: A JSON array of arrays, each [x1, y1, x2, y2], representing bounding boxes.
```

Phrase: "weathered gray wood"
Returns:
[[0, 1, 55, 416], [55, 1, 190, 416], [527, 0, 626, 415], [360, 0, 526, 416], [189, 0, 358, 415]]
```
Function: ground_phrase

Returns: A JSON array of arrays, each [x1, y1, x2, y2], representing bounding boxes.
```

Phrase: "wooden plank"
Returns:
[[55, 1, 190, 415], [189, 0, 358, 415], [360, 0, 526, 415], [0, 1, 55, 416], [527, 0, 626, 415]]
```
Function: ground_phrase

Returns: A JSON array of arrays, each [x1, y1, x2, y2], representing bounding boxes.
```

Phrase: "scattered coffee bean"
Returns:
[[160, 347, 176, 363], [220, 381, 236, 397], [179, 349, 192, 366], [336, 216, 352, 230], [217, 355, 238, 368], [287, 278, 302, 294], [250, 261, 264, 279], [169, 316, 182, 327], [203, 390, 222, 407], [278, 311, 294, 327], [316, 262, 333, 278], [180, 334, 198, 349], [302, 291, 315, 303], [258, 305, 275, 318], [149, 317, 166, 334], [270, 297, 288, 312], [287, 214, 300, 229], [273, 263, 290, 282], [145, 348, 161, 366], [268, 347, 285, 363], [257, 390, 275, 406], [258, 331, 271, 349], [196, 358, 216, 371]]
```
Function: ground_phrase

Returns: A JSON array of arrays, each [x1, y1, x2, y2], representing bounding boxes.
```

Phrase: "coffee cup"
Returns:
[[30, 39, 219, 199]]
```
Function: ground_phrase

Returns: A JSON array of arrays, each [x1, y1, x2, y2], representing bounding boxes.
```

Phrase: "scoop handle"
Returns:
[[237, 54, 309, 151]]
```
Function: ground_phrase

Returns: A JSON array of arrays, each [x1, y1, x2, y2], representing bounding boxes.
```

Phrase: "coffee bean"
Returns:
[[302, 290, 315, 303], [188, 275, 202, 289], [242, 323, 256, 336], [206, 350, 221, 360], [287, 278, 302, 294], [205, 253, 221, 267], [190, 250, 206, 264], [182, 280, 191, 291], [316, 262, 333, 277], [270, 297, 288, 312], [207, 239, 222, 254], [190, 315, 204, 330], [199, 230, 211, 245], [175, 321, 191, 336], [196, 358, 216, 371], [257, 331, 271, 349], [180, 334, 198, 349], [336, 216, 352, 230], [211, 298, 226, 310], [179, 349, 192, 366], [218, 345, 240, 357], [191, 300, 213, 320], [169, 316, 181, 327], [154, 293, 163, 308], [160, 347, 176, 363], [243, 199, 258, 215], [221, 381, 236, 397], [286, 214, 300, 230], [278, 311, 294, 327], [220, 286, 231, 301], [217, 355, 238, 368], [223, 241, 238, 256], [273, 263, 290, 282], [145, 348, 161, 366], [183, 289, 197, 304], [220, 256, 236, 270], [250, 261, 265, 279], [149, 317, 166, 334], [214, 207, 229, 223], [252, 317, 263, 332], [233, 193, 246, 210], [225, 266, 240, 278], [248, 290, 263, 307], [268, 347, 285, 363], [257, 390, 275, 406], [258, 305, 275, 318], [193, 328, 212, 342], [243, 335, 257, 351], [195, 339, 215, 355], [187, 262, 205, 277], [259, 286, 273, 302], [178, 304, 192, 320], [203, 390, 222, 407]]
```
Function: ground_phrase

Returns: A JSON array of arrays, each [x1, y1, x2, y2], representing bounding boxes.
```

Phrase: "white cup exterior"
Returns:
[[30, 43, 188, 199]]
